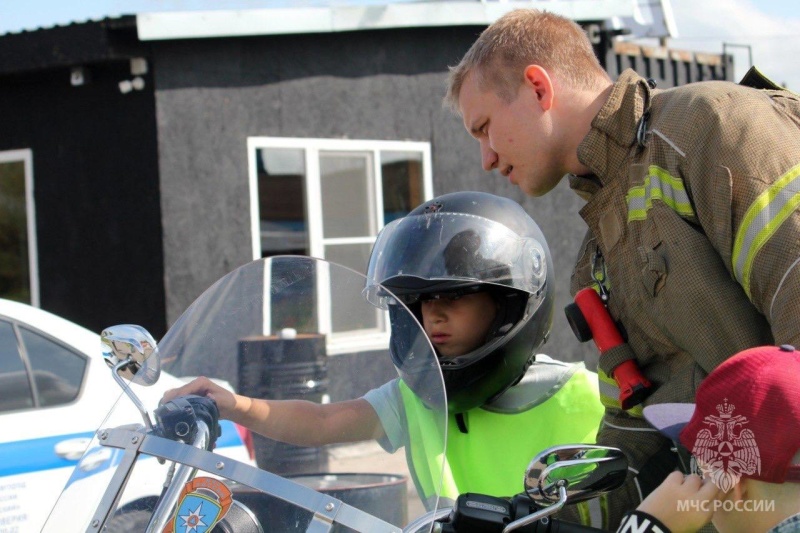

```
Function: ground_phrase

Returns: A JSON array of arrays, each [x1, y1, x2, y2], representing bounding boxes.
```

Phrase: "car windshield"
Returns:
[[42, 256, 447, 532]]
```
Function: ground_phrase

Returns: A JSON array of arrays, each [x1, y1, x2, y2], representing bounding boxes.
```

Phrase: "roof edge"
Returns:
[[136, 1, 636, 41]]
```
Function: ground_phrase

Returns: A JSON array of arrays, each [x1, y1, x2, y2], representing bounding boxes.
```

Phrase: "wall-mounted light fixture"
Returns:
[[119, 57, 149, 94], [130, 57, 148, 76], [70, 66, 89, 86]]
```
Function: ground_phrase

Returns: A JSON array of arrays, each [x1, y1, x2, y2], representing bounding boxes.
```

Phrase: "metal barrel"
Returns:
[[238, 334, 329, 475]]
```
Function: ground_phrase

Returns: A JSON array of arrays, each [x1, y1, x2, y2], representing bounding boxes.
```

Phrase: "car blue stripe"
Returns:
[[1, 421, 243, 478], [217, 420, 245, 448], [0, 431, 94, 477]]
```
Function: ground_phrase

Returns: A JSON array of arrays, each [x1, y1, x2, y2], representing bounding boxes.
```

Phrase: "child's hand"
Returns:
[[161, 376, 237, 420], [637, 471, 723, 533]]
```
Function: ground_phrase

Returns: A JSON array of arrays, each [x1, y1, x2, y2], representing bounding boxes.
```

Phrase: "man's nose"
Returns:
[[481, 140, 498, 171]]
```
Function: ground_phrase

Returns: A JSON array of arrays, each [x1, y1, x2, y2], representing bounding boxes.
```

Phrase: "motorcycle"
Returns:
[[42, 256, 626, 532]]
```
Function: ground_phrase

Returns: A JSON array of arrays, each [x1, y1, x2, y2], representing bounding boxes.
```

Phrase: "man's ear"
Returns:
[[523, 65, 555, 111]]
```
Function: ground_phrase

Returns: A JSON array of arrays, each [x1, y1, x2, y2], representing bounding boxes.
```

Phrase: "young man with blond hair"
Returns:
[[446, 7, 800, 530]]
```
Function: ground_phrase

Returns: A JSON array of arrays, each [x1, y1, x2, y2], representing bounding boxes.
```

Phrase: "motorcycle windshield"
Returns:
[[43, 256, 447, 532]]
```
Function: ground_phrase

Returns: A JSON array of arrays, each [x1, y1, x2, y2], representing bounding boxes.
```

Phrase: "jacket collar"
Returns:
[[569, 69, 653, 194]]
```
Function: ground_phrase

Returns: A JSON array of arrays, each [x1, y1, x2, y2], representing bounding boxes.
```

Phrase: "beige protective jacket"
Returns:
[[571, 68, 800, 410], [569, 68, 800, 529]]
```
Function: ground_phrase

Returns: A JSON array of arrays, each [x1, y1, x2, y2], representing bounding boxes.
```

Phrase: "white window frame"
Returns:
[[248, 137, 433, 355], [0, 149, 39, 307]]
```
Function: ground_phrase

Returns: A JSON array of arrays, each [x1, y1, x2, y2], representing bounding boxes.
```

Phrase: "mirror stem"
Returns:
[[112, 359, 154, 430], [502, 483, 567, 533]]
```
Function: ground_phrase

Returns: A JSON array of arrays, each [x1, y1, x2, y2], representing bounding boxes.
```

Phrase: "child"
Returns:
[[163, 191, 604, 523], [618, 345, 800, 533]]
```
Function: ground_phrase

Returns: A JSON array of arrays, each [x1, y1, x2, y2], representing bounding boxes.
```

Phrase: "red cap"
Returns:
[[645, 345, 800, 484]]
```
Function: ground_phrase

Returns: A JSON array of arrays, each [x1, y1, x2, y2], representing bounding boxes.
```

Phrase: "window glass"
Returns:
[[20, 327, 86, 407], [381, 151, 424, 224], [0, 160, 31, 303], [257, 147, 308, 256], [319, 152, 374, 239], [325, 243, 379, 333], [0, 319, 33, 412], [268, 257, 318, 334], [250, 138, 431, 349]]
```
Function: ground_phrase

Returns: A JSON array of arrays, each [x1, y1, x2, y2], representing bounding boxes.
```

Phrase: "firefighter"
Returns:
[[445, 7, 800, 530]]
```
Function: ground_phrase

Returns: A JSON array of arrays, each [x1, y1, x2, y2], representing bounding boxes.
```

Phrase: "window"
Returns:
[[20, 326, 86, 407], [0, 319, 33, 412], [248, 138, 433, 353], [0, 319, 87, 412], [0, 149, 38, 306]]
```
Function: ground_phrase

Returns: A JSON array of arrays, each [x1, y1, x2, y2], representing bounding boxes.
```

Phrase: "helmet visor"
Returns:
[[364, 212, 547, 309]]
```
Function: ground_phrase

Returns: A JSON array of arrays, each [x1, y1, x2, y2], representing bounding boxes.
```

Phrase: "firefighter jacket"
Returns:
[[569, 68, 800, 416], [568, 68, 800, 530]]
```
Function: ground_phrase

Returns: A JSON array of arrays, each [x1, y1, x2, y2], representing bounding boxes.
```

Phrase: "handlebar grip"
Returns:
[[184, 394, 222, 448], [154, 394, 222, 449]]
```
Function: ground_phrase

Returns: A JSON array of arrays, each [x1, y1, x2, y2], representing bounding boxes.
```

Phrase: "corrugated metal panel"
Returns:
[[0, 15, 132, 38], [607, 40, 731, 87], [0, 16, 139, 75]]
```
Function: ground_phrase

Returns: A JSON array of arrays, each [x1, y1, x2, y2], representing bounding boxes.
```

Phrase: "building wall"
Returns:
[[0, 61, 167, 337], [151, 25, 621, 367], [151, 25, 733, 368], [150, 27, 475, 317], [0, 20, 734, 365]]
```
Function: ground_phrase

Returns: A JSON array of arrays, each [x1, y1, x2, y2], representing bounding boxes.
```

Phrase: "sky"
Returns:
[[0, 0, 798, 89]]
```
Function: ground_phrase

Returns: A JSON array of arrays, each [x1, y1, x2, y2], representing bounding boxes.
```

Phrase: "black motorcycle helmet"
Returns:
[[364, 191, 554, 413]]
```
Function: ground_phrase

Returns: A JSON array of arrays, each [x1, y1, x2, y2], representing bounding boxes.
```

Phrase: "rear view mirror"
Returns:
[[101, 324, 161, 386], [502, 445, 627, 532], [525, 444, 627, 505]]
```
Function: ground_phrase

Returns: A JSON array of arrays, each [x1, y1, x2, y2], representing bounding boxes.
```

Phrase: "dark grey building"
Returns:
[[0, 2, 732, 383]]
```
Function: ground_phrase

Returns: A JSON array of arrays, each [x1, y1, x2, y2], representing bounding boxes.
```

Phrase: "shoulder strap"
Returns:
[[738, 65, 785, 91]]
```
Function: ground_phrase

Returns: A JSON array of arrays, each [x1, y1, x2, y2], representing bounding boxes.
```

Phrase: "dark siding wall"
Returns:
[[151, 25, 597, 365], [151, 26, 731, 366], [0, 21, 735, 368], [0, 61, 166, 337]]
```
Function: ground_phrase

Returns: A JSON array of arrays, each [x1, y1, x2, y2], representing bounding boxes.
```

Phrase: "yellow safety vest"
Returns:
[[399, 362, 604, 502]]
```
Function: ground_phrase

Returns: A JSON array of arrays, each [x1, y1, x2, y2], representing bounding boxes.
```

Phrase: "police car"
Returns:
[[0, 298, 255, 533]]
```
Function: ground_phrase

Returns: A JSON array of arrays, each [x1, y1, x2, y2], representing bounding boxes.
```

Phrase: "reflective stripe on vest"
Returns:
[[399, 368, 604, 501], [733, 162, 800, 299], [597, 368, 644, 418], [626, 165, 695, 222]]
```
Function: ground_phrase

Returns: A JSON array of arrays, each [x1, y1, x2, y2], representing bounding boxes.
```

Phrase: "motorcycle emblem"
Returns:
[[689, 398, 761, 492], [163, 477, 233, 533]]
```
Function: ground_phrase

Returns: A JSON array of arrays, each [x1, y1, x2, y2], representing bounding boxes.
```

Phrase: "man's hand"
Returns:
[[161, 376, 237, 420], [637, 471, 724, 533]]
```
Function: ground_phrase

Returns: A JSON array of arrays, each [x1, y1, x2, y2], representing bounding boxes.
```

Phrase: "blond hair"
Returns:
[[445, 9, 610, 113]]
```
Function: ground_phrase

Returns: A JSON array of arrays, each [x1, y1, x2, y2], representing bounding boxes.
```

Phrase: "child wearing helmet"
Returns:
[[163, 192, 604, 524], [362, 191, 604, 512]]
